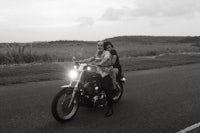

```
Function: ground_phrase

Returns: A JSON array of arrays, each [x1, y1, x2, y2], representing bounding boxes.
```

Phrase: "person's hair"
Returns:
[[97, 40, 104, 44], [103, 41, 114, 50]]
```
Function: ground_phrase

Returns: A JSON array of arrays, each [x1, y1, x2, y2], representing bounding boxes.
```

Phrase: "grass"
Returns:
[[1, 54, 200, 85], [121, 54, 200, 71], [0, 44, 72, 64], [0, 62, 72, 85], [0, 41, 200, 64], [1, 39, 200, 85]]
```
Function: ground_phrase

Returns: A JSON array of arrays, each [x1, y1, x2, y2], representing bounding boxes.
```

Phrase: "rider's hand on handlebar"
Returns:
[[74, 61, 79, 65], [91, 62, 102, 66], [75, 60, 83, 64], [89, 62, 96, 65], [97, 64, 102, 67]]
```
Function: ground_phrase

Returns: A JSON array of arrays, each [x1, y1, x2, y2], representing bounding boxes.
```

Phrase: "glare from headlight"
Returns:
[[74, 65, 78, 69], [69, 70, 78, 79], [87, 66, 91, 71]]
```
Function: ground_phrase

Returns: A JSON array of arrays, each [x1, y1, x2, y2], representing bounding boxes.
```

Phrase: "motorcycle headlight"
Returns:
[[74, 65, 78, 69], [87, 66, 91, 71], [69, 70, 78, 80]]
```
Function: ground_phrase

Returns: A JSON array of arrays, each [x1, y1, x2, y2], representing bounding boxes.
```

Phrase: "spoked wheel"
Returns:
[[51, 88, 79, 123], [112, 82, 123, 103]]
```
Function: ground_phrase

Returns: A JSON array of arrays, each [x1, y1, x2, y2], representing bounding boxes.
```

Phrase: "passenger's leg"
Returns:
[[110, 68, 119, 89]]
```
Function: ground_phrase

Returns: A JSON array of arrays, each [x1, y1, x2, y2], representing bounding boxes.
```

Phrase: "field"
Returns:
[[0, 41, 200, 64], [0, 36, 200, 85]]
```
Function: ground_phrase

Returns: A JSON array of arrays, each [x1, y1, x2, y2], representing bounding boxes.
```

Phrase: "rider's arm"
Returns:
[[78, 56, 95, 63], [97, 51, 111, 66], [110, 50, 117, 65], [112, 55, 117, 65]]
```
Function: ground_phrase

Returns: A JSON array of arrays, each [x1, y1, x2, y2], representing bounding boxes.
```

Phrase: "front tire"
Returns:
[[51, 88, 79, 123]]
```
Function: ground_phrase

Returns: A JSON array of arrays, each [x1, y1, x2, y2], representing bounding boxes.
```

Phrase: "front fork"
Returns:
[[62, 70, 83, 108], [68, 87, 77, 107]]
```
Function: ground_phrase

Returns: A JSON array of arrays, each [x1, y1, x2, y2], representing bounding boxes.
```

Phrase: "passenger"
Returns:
[[103, 41, 123, 89]]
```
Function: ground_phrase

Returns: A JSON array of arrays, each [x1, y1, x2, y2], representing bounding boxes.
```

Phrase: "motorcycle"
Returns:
[[51, 60, 126, 123]]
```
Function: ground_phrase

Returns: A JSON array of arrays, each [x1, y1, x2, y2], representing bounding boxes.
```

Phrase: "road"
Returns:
[[1, 63, 200, 133]]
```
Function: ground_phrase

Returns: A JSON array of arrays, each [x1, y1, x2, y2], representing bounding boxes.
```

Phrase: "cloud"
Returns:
[[100, 7, 128, 21], [1, 0, 200, 42], [133, 0, 200, 17], [149, 20, 164, 27], [100, 0, 200, 21], [77, 17, 95, 27]]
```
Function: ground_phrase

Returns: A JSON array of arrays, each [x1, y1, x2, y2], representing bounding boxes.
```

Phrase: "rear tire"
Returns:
[[51, 88, 79, 123]]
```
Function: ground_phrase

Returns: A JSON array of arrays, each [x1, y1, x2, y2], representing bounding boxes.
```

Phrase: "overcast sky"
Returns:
[[0, 0, 200, 42]]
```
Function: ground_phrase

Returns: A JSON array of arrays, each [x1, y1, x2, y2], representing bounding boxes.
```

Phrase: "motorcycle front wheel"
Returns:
[[51, 88, 79, 123]]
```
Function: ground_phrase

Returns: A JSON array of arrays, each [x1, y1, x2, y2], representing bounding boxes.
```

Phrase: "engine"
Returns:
[[78, 70, 107, 107], [82, 82, 98, 97]]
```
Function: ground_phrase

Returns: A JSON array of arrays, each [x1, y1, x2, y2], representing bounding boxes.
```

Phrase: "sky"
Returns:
[[0, 0, 200, 42]]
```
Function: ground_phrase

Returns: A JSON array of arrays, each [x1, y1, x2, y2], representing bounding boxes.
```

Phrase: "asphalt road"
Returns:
[[1, 63, 200, 133]]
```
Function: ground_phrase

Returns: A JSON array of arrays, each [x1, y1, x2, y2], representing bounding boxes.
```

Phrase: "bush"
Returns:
[[193, 42, 200, 47], [0, 53, 5, 64], [145, 51, 158, 56], [2, 44, 57, 64]]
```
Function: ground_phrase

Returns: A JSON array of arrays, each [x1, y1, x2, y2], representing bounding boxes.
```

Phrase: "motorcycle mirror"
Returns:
[[72, 57, 76, 62]]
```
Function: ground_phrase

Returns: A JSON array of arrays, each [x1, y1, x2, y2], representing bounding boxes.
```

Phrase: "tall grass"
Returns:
[[0, 41, 200, 65], [0, 44, 71, 64], [4, 44, 28, 63]]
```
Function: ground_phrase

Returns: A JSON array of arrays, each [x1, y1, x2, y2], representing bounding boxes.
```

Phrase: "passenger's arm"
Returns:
[[112, 55, 117, 65]]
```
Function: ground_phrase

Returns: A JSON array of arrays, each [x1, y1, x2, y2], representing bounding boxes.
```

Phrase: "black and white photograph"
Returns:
[[1, 0, 200, 132]]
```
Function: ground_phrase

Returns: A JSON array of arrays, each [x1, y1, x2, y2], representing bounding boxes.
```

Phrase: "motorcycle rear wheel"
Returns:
[[51, 88, 79, 123]]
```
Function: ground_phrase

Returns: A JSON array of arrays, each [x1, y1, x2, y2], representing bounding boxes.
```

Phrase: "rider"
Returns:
[[103, 41, 123, 89], [77, 41, 114, 117]]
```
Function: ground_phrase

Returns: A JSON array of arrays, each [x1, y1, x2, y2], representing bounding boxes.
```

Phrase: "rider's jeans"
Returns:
[[101, 75, 113, 109]]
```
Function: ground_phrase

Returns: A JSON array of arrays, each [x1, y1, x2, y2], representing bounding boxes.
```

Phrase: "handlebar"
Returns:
[[75, 61, 100, 67]]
